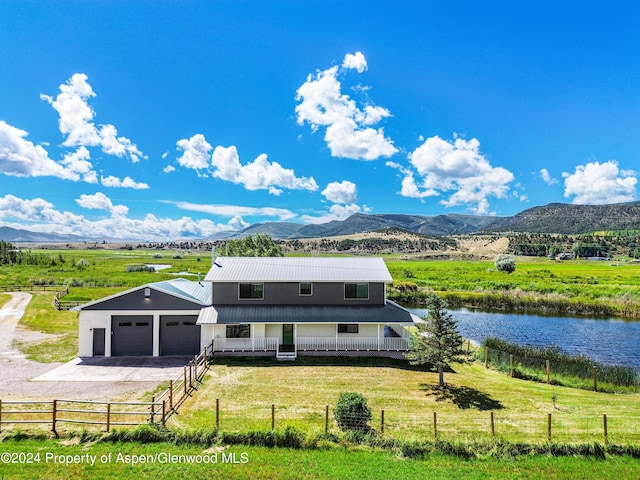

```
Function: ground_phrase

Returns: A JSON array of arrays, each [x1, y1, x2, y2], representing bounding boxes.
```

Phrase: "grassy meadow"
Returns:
[[169, 357, 640, 445], [2, 439, 639, 480], [386, 257, 640, 317]]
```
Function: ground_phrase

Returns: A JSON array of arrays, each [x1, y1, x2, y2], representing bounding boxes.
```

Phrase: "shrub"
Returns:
[[334, 392, 372, 433], [494, 254, 516, 273]]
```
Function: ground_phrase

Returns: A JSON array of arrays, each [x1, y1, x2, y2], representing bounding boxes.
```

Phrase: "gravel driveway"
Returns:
[[0, 293, 169, 401]]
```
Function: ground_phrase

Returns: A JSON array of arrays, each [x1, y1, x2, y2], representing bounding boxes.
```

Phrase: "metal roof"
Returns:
[[73, 278, 211, 310], [204, 256, 392, 283], [196, 300, 417, 325]]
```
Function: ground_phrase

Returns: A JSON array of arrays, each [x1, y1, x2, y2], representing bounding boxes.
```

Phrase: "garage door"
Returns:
[[160, 315, 201, 355], [111, 315, 153, 356]]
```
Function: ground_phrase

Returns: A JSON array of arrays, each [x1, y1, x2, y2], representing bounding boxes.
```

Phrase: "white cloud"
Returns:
[[165, 200, 297, 221], [562, 161, 637, 204], [100, 175, 149, 190], [295, 52, 397, 160], [210, 145, 318, 195], [173, 134, 318, 195], [386, 161, 437, 199], [322, 180, 358, 204], [41, 73, 145, 162], [176, 134, 212, 170], [0, 194, 242, 240], [163, 164, 176, 173], [342, 52, 368, 73], [394, 135, 514, 214], [76, 192, 129, 216], [0, 120, 81, 180], [540, 168, 558, 185]]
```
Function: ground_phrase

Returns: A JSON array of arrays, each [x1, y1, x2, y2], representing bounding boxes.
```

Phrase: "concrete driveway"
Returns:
[[33, 356, 194, 382]]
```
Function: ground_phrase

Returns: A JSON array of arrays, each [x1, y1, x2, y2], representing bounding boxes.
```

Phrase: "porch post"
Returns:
[[377, 324, 381, 351], [251, 324, 255, 352], [335, 324, 338, 351]]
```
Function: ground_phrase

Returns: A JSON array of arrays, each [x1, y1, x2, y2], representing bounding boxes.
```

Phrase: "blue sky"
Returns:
[[1, 1, 640, 241]]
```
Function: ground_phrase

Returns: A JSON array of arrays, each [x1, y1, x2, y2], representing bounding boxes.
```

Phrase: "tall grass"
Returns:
[[481, 337, 640, 393]]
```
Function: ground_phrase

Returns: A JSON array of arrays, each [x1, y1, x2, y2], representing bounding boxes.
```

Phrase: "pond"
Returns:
[[409, 308, 640, 369]]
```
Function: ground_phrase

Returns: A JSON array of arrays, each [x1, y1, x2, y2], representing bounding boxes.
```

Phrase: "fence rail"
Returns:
[[0, 285, 68, 293], [0, 342, 213, 436]]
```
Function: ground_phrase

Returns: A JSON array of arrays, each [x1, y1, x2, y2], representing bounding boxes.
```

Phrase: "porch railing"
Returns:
[[297, 336, 409, 352], [212, 336, 408, 352]]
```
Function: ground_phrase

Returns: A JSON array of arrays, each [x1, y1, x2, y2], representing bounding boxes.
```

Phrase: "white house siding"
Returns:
[[78, 309, 201, 357], [297, 324, 335, 337]]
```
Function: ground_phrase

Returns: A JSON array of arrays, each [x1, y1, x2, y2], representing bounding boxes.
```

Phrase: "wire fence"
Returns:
[[191, 400, 640, 445]]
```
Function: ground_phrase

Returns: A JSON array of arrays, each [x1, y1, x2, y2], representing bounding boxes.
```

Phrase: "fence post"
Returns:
[[547, 413, 552, 442], [162, 400, 166, 427], [184, 367, 188, 395], [546, 360, 550, 384], [485, 347, 489, 368], [0, 399, 2, 433], [193, 355, 198, 381], [189, 362, 193, 389], [216, 398, 220, 428], [52, 400, 58, 436], [433, 411, 437, 438], [603, 414, 608, 445], [509, 354, 514, 378], [381, 409, 385, 436], [106, 403, 111, 433], [467, 339, 470, 353], [271, 404, 275, 430], [490, 411, 495, 437], [151, 396, 156, 424], [169, 380, 174, 410], [593, 366, 598, 392], [325, 405, 329, 433]]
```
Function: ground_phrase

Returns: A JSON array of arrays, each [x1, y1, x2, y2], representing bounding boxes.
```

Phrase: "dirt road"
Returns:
[[0, 293, 161, 401]]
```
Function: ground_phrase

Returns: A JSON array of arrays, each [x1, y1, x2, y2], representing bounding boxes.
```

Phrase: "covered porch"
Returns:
[[196, 301, 418, 359]]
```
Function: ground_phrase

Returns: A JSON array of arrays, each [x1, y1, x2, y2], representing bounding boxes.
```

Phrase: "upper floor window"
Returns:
[[239, 283, 264, 299], [344, 283, 368, 299], [299, 282, 313, 296]]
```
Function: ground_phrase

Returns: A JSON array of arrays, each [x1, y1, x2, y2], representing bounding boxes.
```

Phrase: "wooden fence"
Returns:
[[0, 343, 213, 436]]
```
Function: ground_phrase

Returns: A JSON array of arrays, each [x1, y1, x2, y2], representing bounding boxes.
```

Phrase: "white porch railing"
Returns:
[[296, 336, 409, 352], [213, 336, 409, 353], [213, 337, 279, 352]]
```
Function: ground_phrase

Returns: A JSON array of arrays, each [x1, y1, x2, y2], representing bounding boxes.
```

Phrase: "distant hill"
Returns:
[[485, 201, 640, 234], [207, 212, 499, 240], [5, 201, 640, 243]]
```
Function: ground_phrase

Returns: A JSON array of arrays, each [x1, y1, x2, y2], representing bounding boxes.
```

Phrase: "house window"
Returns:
[[239, 283, 263, 299], [226, 324, 251, 338], [338, 324, 359, 334], [344, 283, 368, 299], [299, 282, 312, 296]]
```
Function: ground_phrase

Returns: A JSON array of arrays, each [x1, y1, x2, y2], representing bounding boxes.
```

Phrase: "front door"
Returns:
[[282, 324, 294, 345]]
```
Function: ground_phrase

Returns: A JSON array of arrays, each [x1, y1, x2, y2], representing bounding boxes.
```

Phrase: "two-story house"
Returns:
[[76, 256, 417, 360]]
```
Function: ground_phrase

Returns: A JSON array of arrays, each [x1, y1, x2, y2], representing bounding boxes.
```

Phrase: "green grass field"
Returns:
[[169, 357, 640, 445], [1, 439, 638, 480], [386, 257, 640, 317]]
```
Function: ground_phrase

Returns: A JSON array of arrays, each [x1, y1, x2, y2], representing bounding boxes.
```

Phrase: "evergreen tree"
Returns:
[[405, 294, 464, 387], [218, 234, 284, 257]]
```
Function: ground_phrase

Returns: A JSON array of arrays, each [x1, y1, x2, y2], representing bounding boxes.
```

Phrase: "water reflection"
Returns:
[[409, 308, 640, 368]]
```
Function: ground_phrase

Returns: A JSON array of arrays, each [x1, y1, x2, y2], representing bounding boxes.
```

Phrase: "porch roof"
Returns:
[[197, 300, 419, 325]]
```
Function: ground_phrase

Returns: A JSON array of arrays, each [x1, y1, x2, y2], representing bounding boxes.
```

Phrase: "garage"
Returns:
[[111, 315, 153, 356], [160, 315, 201, 355]]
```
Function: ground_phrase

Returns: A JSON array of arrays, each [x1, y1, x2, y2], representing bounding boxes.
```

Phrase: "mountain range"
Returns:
[[2, 201, 640, 243]]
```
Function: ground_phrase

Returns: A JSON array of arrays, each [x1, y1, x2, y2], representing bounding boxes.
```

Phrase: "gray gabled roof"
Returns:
[[73, 278, 211, 311], [204, 256, 392, 283], [197, 300, 418, 325]]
